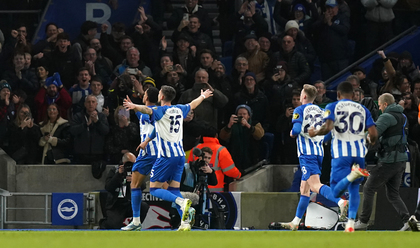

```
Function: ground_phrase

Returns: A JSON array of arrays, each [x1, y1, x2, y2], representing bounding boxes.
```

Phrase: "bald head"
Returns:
[[122, 152, 136, 163]]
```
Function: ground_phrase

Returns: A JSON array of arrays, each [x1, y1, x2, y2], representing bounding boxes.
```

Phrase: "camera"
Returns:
[[123, 161, 133, 176], [237, 116, 243, 123], [273, 65, 284, 74], [192, 148, 206, 172]]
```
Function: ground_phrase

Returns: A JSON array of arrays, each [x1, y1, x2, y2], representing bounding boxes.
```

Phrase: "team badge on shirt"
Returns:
[[293, 113, 300, 120], [323, 109, 331, 118]]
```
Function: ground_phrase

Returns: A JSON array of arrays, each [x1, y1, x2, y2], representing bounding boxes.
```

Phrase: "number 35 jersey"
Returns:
[[151, 104, 191, 158], [292, 103, 325, 157], [324, 99, 375, 158]]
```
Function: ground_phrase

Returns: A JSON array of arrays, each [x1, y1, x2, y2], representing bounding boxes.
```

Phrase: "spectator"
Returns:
[[266, 35, 311, 86], [100, 152, 149, 229], [38, 103, 71, 164], [182, 109, 211, 152], [312, 0, 350, 80], [32, 23, 63, 54], [234, 72, 270, 130], [190, 49, 219, 88], [401, 92, 419, 141], [69, 67, 92, 114], [34, 73, 72, 123], [213, 61, 234, 127], [230, 57, 250, 93], [90, 38, 114, 71], [114, 47, 152, 78], [398, 51, 419, 83], [258, 32, 274, 58], [167, 0, 213, 39], [273, 0, 319, 34], [36, 65, 49, 88], [7, 104, 41, 164], [239, 34, 269, 83], [69, 95, 109, 165], [283, 20, 317, 71], [172, 15, 215, 55], [106, 22, 126, 52], [105, 106, 140, 164], [219, 104, 264, 174], [351, 65, 378, 100], [254, 0, 278, 35], [188, 127, 241, 192], [361, 0, 397, 53], [0, 80, 16, 148], [313, 80, 333, 105], [83, 48, 113, 87], [162, 70, 186, 104], [412, 79, 420, 101], [178, 69, 228, 129], [171, 34, 197, 77], [75, 76, 108, 116], [73, 20, 98, 61], [40, 32, 82, 89]]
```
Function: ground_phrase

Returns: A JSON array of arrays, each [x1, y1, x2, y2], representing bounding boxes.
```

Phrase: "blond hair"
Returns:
[[303, 84, 317, 101]]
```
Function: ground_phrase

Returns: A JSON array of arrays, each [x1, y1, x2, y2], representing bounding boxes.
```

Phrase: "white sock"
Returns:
[[133, 217, 141, 225], [347, 171, 358, 182], [292, 217, 301, 225], [175, 197, 184, 206], [347, 219, 355, 227], [338, 199, 345, 207]]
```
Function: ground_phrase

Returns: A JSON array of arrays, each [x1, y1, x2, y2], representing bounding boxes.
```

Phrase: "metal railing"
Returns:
[[0, 189, 96, 229]]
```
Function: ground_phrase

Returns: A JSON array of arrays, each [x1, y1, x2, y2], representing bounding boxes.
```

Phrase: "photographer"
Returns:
[[100, 152, 149, 229]]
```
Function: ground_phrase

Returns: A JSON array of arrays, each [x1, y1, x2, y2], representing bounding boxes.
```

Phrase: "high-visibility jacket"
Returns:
[[188, 137, 241, 192]]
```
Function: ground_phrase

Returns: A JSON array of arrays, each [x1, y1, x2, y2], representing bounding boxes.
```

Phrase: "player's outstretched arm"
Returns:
[[309, 119, 334, 137], [189, 89, 213, 110], [123, 95, 153, 115]]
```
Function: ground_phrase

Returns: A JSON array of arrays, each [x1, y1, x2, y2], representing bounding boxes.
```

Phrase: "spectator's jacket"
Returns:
[[172, 28, 215, 54], [0, 100, 14, 147], [2, 68, 38, 93], [69, 109, 109, 155], [188, 137, 241, 192], [39, 117, 71, 164], [7, 122, 42, 164], [34, 87, 72, 123], [167, 4, 213, 39], [234, 87, 270, 130], [114, 59, 152, 78], [361, 0, 397, 22]]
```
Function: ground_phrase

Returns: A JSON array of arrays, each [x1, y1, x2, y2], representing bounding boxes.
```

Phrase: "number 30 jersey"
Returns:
[[151, 104, 191, 158], [292, 103, 325, 157], [324, 99, 375, 158]]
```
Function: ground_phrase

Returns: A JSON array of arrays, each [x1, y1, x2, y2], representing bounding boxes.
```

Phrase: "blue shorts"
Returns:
[[132, 154, 157, 176], [299, 155, 322, 181], [330, 157, 365, 186], [150, 156, 185, 183]]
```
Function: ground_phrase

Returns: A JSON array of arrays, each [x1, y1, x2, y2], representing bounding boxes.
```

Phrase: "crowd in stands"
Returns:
[[1, 0, 420, 178]]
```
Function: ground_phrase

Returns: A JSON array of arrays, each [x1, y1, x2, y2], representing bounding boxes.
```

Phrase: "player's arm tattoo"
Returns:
[[135, 105, 153, 115], [315, 119, 334, 136]]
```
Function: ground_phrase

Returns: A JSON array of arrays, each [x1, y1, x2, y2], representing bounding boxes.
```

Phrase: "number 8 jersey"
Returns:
[[292, 103, 325, 157], [151, 104, 191, 158], [324, 99, 375, 158]]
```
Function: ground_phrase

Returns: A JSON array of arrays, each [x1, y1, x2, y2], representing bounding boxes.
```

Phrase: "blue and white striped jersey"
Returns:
[[324, 99, 375, 158], [136, 107, 158, 157], [292, 103, 324, 157], [151, 104, 191, 158]]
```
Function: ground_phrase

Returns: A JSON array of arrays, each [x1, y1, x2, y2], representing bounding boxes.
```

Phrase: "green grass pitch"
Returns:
[[1, 230, 420, 248]]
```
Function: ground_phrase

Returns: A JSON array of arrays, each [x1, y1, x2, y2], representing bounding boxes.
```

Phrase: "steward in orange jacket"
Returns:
[[188, 136, 241, 192]]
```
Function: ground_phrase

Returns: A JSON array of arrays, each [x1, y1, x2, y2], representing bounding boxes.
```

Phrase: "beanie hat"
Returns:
[[0, 80, 11, 91], [293, 4, 306, 15], [244, 33, 258, 41], [244, 72, 256, 81], [235, 104, 252, 118], [276, 61, 289, 73], [143, 77, 156, 87], [285, 20, 299, 33], [45, 73, 63, 88], [326, 0, 338, 7], [350, 66, 365, 75]]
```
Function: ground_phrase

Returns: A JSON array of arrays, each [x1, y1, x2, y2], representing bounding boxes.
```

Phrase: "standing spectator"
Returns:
[[258, 32, 274, 58], [34, 73, 72, 123], [69, 68, 92, 115], [69, 95, 109, 166], [0, 81, 16, 148], [401, 92, 419, 142], [114, 47, 152, 78], [266, 35, 311, 86], [312, 0, 350, 80], [73, 21, 98, 61], [171, 34, 197, 77], [36, 65, 49, 88], [239, 34, 269, 83], [230, 57, 250, 93], [219, 104, 264, 174], [255, 0, 278, 35], [38, 103, 71, 164], [105, 106, 140, 164], [7, 104, 41, 164], [32, 23, 63, 54], [351, 65, 378, 100], [354, 93, 411, 231], [412, 79, 420, 101], [398, 51, 419, 83], [313, 80, 333, 105], [361, 0, 397, 53], [162, 70, 186, 104], [83, 48, 113, 87], [178, 69, 228, 129]]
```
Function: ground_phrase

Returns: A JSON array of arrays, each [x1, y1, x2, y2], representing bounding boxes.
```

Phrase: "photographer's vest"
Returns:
[[379, 112, 407, 161]]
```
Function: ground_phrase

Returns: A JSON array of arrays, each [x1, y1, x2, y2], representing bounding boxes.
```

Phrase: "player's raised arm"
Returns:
[[123, 95, 153, 115], [308, 119, 334, 137], [189, 89, 213, 110]]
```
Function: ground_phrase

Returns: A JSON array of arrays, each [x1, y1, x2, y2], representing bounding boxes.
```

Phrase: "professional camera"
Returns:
[[123, 161, 133, 177], [192, 148, 208, 176]]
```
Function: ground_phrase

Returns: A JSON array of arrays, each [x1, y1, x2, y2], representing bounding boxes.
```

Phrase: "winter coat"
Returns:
[[39, 117, 72, 164]]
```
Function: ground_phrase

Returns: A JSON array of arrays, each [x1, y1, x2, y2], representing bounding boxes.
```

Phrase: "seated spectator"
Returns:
[[351, 65, 378, 100], [178, 69, 228, 129], [7, 104, 41, 164], [38, 103, 71, 164], [0, 81, 16, 148], [283, 20, 317, 71], [239, 34, 269, 83], [258, 32, 274, 58], [172, 15, 215, 55], [69, 67, 92, 114], [114, 47, 152, 78], [36, 65, 49, 88], [313, 80, 333, 106], [219, 104, 264, 174], [263, 61, 298, 131], [2, 52, 38, 107], [105, 106, 140, 164], [34, 73, 72, 123], [75, 77, 108, 118], [398, 51, 419, 83], [167, 0, 213, 39], [234, 72, 270, 130], [69, 95, 109, 165], [100, 152, 149, 229], [32, 23, 63, 54], [266, 35, 310, 86]]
